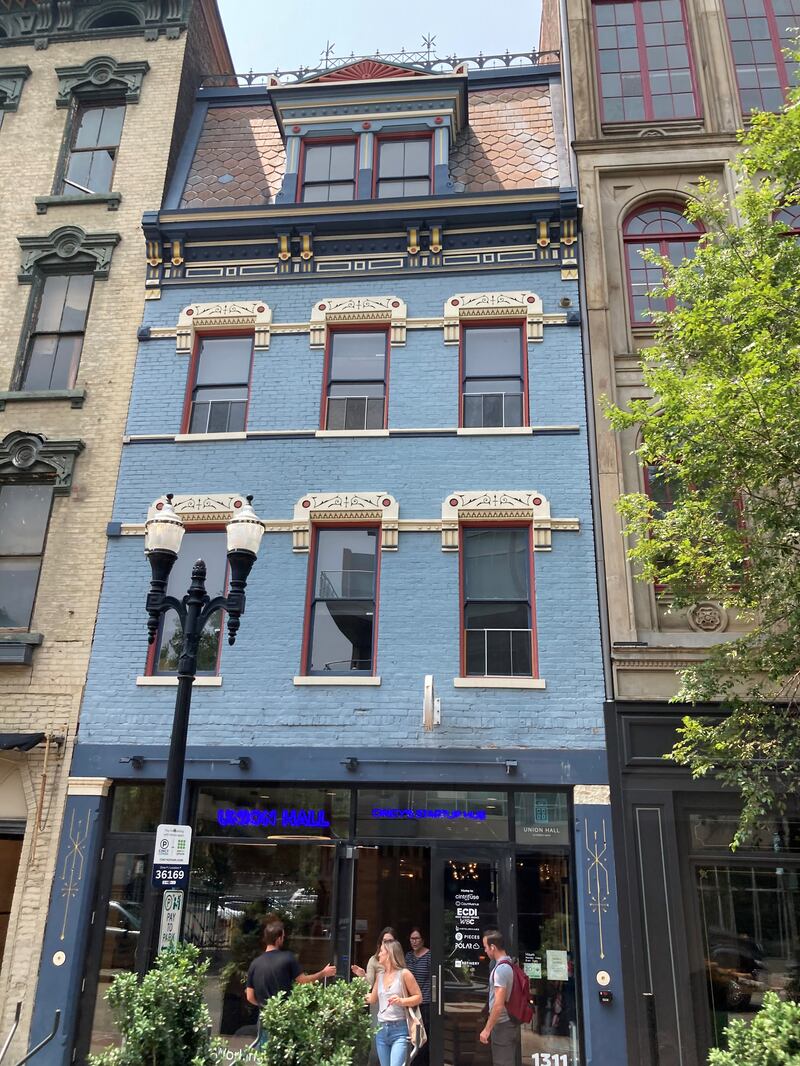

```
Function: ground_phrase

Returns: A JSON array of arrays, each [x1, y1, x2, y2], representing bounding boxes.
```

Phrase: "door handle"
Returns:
[[437, 964, 443, 1016]]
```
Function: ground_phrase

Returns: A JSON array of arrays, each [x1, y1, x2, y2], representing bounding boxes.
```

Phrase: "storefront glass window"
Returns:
[[696, 863, 800, 1047], [515, 792, 570, 845], [194, 784, 351, 840], [186, 840, 337, 1052], [690, 812, 800, 854], [109, 784, 164, 834], [357, 789, 509, 841]]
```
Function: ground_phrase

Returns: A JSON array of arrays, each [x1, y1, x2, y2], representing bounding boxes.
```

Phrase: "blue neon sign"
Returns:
[[371, 807, 487, 822], [217, 807, 331, 829]]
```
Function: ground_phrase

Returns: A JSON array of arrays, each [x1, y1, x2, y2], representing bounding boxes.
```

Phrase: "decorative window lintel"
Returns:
[[442, 491, 552, 551], [0, 66, 31, 112], [175, 302, 273, 355], [292, 493, 399, 552], [309, 297, 408, 348], [55, 56, 150, 108], [0, 431, 84, 495], [17, 225, 120, 283], [147, 493, 253, 525], [443, 291, 544, 344]]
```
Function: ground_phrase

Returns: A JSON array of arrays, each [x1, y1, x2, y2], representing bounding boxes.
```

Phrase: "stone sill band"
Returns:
[[0, 388, 85, 411], [293, 675, 381, 686], [136, 676, 223, 687], [453, 677, 546, 689]]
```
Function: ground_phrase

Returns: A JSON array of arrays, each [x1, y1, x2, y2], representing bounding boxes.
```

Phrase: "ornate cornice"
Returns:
[[292, 492, 399, 551], [441, 491, 568, 550], [0, 1, 190, 48], [147, 493, 252, 524], [0, 431, 84, 494], [18, 225, 120, 282], [55, 55, 149, 107], [443, 291, 545, 344], [175, 301, 272, 354], [0, 65, 31, 111], [309, 297, 407, 347]]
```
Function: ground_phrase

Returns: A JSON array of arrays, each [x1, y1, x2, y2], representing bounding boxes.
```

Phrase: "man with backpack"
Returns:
[[479, 929, 528, 1065]]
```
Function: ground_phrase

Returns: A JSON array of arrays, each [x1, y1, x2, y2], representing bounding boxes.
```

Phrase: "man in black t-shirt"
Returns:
[[246, 919, 336, 1045]]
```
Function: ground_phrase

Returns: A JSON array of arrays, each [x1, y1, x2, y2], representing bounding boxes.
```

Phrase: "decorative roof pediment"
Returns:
[[18, 225, 120, 282], [0, 431, 84, 494], [305, 59, 435, 83]]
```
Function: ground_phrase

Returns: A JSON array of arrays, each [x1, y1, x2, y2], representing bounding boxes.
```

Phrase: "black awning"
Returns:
[[0, 733, 46, 751]]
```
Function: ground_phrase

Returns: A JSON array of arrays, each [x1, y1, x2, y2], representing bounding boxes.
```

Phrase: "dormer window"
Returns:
[[376, 136, 432, 198], [300, 140, 357, 203]]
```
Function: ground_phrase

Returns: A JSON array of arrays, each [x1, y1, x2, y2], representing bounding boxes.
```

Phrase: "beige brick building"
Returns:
[[0, 1, 230, 1055], [547, 2, 800, 1065]]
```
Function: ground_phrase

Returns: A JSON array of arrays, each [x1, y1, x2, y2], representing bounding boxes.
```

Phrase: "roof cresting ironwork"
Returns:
[[200, 35, 560, 88]]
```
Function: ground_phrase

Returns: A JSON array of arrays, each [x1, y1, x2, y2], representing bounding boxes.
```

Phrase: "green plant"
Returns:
[[258, 978, 373, 1066], [88, 943, 225, 1066], [708, 992, 800, 1065]]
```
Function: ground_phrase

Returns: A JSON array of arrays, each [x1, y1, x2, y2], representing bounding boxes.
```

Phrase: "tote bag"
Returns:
[[406, 1004, 427, 1061]]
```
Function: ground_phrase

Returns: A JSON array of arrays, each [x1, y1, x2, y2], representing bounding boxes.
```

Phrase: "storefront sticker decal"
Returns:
[[452, 886, 482, 971], [216, 807, 331, 830], [524, 952, 543, 979], [546, 949, 569, 982], [371, 807, 487, 821]]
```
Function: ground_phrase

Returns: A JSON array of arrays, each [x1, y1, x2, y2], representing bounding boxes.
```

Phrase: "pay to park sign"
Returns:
[[151, 823, 192, 890], [158, 890, 185, 952]]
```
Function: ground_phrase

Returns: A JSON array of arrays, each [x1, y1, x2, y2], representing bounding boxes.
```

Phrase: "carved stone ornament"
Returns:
[[441, 491, 552, 551], [292, 493, 399, 552], [0, 431, 84, 495], [687, 601, 729, 633], [147, 493, 254, 524], [309, 297, 408, 348], [175, 302, 273, 355], [0, 66, 31, 112], [443, 291, 544, 344], [55, 55, 150, 107], [18, 225, 120, 283]]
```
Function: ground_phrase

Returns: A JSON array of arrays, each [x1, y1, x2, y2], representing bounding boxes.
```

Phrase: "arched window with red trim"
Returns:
[[623, 203, 703, 326], [776, 204, 800, 235]]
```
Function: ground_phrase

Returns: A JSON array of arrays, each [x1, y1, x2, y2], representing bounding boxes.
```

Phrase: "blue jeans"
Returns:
[[376, 1018, 410, 1066]]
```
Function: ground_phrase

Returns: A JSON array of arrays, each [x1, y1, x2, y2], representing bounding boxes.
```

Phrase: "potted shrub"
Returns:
[[708, 991, 800, 1066], [258, 977, 373, 1066], [89, 943, 224, 1066]]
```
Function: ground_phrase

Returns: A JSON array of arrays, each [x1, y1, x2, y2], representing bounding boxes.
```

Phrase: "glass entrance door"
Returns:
[[431, 848, 505, 1066]]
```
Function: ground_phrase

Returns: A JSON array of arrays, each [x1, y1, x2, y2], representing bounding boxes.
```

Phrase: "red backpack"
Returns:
[[495, 959, 534, 1025]]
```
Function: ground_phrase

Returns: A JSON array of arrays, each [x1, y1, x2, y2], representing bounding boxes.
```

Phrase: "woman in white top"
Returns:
[[365, 939, 422, 1066]]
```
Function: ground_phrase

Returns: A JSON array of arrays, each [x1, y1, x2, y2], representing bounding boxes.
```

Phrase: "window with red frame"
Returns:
[[461, 324, 527, 428], [376, 137, 431, 198], [776, 204, 800, 233], [150, 530, 227, 675], [324, 330, 388, 430], [593, 0, 699, 123], [186, 335, 253, 434], [723, 0, 800, 114], [624, 204, 703, 326], [300, 141, 357, 203], [304, 527, 378, 675], [462, 527, 534, 677]]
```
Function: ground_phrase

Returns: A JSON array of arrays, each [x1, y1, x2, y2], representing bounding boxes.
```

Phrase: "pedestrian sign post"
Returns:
[[158, 890, 184, 952]]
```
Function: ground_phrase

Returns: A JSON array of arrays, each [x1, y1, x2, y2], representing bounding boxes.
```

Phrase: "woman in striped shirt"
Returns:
[[405, 928, 431, 1065]]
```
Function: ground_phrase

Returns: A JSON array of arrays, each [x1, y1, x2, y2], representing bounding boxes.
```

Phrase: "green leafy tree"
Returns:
[[604, 69, 800, 844], [88, 943, 225, 1066], [708, 991, 800, 1065], [258, 978, 374, 1066]]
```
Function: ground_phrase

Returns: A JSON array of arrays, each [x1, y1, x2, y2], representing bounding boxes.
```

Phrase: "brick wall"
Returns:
[[80, 267, 604, 753]]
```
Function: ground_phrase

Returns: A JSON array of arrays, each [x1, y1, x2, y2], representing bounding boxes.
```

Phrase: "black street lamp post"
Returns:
[[143, 493, 264, 958]]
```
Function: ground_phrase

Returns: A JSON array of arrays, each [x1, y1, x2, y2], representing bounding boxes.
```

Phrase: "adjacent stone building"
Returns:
[[33, 48, 629, 1066], [0, 1, 231, 1058], [548, 2, 800, 1064]]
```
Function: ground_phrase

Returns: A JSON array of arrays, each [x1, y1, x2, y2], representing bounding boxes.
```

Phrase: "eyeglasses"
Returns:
[[409, 936, 422, 941]]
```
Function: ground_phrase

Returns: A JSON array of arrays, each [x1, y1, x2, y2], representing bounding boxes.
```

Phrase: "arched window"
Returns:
[[776, 204, 800, 235], [88, 10, 141, 29], [623, 203, 703, 326]]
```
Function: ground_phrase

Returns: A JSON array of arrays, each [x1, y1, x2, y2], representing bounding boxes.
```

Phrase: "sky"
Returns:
[[217, 0, 543, 76]]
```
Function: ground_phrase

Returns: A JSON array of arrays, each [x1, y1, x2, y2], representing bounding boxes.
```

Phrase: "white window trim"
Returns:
[[309, 296, 408, 348], [292, 492, 399, 551], [175, 301, 273, 355], [137, 676, 223, 687], [453, 677, 546, 689], [293, 675, 381, 686], [443, 291, 544, 344]]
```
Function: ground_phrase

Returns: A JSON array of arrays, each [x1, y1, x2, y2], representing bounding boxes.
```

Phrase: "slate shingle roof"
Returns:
[[178, 85, 559, 208]]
